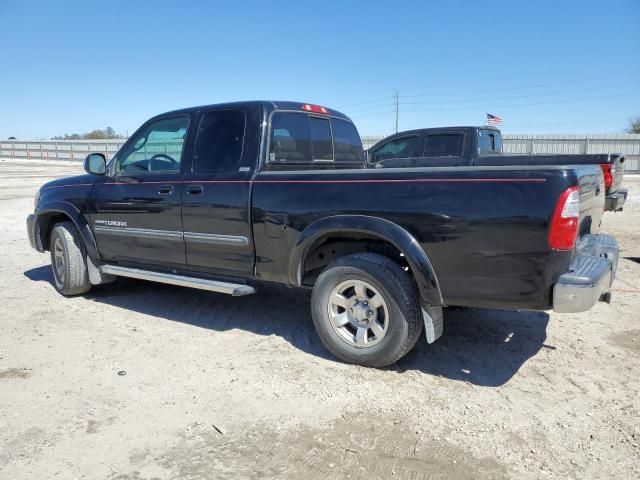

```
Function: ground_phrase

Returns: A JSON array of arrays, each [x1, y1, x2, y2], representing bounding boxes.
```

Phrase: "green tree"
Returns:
[[85, 129, 109, 139], [52, 133, 82, 140], [52, 127, 123, 140], [627, 117, 640, 134]]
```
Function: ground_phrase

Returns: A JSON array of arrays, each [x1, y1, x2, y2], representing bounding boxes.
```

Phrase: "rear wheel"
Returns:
[[49, 221, 91, 296], [311, 253, 422, 367]]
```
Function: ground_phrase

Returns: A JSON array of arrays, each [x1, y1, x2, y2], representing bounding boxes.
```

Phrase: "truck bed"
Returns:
[[252, 164, 605, 310]]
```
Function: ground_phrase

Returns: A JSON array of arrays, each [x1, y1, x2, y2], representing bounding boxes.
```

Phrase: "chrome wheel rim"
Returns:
[[327, 279, 389, 348], [53, 237, 65, 283]]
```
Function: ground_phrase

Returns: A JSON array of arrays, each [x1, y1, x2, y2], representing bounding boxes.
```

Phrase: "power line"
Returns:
[[343, 102, 396, 115], [402, 92, 636, 113], [335, 73, 638, 116], [349, 110, 396, 119], [400, 73, 639, 99], [499, 116, 631, 127], [335, 96, 393, 109], [399, 83, 639, 106], [351, 91, 635, 128]]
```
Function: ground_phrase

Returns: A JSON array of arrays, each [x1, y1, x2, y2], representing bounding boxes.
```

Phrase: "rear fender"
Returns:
[[290, 215, 443, 306]]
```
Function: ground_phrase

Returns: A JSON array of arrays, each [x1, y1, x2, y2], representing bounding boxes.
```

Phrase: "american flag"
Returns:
[[486, 113, 503, 125]]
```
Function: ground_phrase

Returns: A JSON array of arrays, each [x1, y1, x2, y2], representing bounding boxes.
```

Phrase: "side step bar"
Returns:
[[100, 265, 256, 296]]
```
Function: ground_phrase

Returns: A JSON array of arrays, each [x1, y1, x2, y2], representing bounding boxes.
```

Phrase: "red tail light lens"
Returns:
[[600, 163, 614, 188], [549, 186, 580, 251], [302, 104, 329, 114]]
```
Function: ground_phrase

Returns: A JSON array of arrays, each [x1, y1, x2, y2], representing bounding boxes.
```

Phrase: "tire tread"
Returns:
[[50, 221, 91, 296]]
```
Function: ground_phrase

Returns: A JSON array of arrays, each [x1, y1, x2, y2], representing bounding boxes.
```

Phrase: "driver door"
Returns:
[[90, 114, 193, 266]]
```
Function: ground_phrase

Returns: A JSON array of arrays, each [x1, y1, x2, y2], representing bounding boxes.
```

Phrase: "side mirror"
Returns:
[[84, 153, 106, 176]]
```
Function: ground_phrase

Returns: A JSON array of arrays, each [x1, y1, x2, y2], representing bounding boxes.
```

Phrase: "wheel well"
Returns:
[[301, 233, 411, 287], [38, 213, 72, 251]]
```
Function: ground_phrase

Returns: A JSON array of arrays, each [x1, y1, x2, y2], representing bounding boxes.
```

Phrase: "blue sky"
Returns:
[[0, 0, 638, 139]]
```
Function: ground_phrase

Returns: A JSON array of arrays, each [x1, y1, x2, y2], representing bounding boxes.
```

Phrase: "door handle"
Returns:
[[186, 185, 204, 195], [158, 185, 173, 195]]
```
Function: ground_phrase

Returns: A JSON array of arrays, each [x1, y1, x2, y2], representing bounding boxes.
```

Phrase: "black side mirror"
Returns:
[[84, 153, 106, 176]]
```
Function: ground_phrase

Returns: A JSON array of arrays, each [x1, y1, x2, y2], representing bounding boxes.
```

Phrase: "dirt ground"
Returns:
[[1, 159, 639, 480]]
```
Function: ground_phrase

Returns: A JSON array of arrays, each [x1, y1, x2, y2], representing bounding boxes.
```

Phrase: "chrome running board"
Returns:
[[100, 265, 255, 296]]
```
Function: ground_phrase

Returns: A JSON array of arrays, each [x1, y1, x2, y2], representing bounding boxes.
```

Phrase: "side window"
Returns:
[[193, 110, 245, 173], [478, 129, 502, 154], [270, 113, 312, 163], [423, 134, 464, 157], [331, 118, 364, 163], [115, 116, 189, 174], [371, 136, 422, 162]]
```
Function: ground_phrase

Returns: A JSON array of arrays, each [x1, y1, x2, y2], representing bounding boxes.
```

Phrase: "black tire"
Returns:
[[49, 221, 91, 296], [311, 253, 423, 367]]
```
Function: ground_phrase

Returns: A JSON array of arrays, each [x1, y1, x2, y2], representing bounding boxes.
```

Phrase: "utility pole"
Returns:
[[394, 90, 399, 133]]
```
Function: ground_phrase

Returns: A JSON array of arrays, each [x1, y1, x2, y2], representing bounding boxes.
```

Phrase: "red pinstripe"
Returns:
[[43, 177, 546, 189]]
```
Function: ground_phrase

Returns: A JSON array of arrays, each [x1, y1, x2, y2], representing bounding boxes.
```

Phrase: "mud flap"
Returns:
[[87, 256, 116, 285], [421, 305, 443, 343]]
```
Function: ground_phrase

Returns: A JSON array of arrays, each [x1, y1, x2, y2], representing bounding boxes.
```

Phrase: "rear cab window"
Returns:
[[478, 129, 503, 154], [268, 112, 364, 167]]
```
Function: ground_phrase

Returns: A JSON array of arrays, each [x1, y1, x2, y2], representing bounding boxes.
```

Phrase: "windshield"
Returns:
[[478, 129, 502, 154]]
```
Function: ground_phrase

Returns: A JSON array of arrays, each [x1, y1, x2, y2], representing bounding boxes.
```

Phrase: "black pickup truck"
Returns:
[[27, 101, 619, 367], [368, 126, 628, 212]]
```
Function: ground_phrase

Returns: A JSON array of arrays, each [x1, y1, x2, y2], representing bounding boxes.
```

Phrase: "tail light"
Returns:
[[548, 186, 580, 250], [600, 164, 615, 188]]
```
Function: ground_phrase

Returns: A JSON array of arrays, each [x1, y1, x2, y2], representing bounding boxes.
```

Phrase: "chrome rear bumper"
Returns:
[[553, 234, 618, 313], [605, 189, 627, 212]]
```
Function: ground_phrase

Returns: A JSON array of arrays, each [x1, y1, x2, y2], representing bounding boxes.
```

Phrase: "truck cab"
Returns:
[[367, 126, 502, 167]]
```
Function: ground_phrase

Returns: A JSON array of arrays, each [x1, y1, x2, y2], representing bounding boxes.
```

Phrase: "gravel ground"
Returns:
[[0, 159, 639, 480]]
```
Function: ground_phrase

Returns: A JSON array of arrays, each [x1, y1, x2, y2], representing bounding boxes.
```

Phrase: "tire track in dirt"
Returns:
[[109, 414, 507, 480]]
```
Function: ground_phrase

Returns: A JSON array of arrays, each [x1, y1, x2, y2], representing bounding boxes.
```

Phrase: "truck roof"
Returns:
[[368, 126, 501, 151], [381, 126, 500, 137], [151, 100, 353, 123]]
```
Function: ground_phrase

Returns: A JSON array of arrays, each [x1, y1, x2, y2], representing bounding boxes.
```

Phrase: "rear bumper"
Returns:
[[27, 214, 44, 252], [553, 234, 618, 313], [605, 189, 627, 212]]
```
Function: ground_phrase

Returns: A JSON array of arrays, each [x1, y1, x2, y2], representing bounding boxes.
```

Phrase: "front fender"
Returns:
[[35, 201, 99, 261], [290, 215, 443, 306]]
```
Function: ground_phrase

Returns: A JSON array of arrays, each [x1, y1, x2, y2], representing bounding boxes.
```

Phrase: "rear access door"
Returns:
[[180, 106, 259, 277]]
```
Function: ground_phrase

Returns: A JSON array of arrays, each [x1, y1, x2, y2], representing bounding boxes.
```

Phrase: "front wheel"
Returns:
[[50, 221, 91, 296], [311, 253, 422, 367]]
